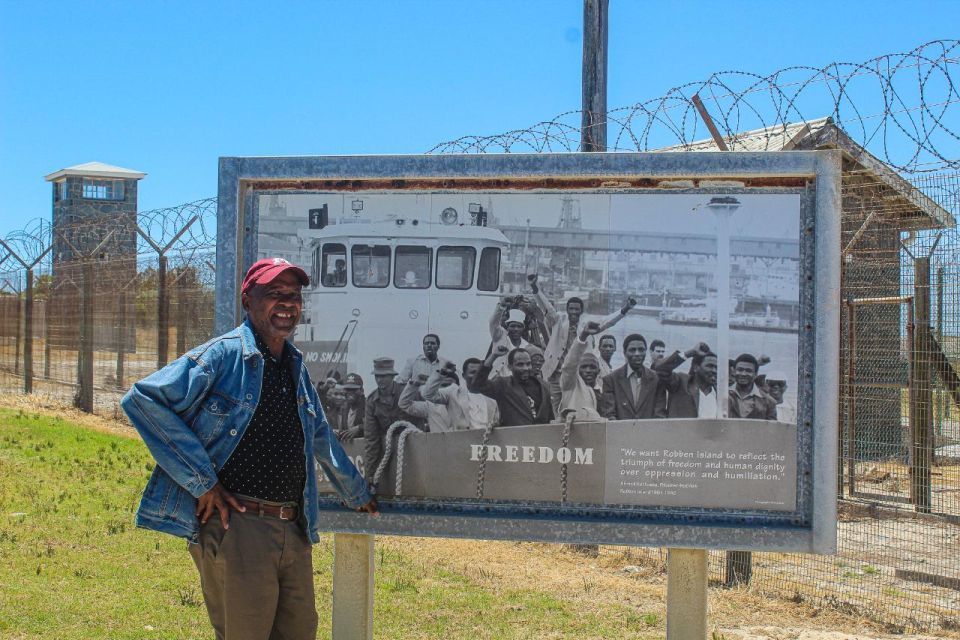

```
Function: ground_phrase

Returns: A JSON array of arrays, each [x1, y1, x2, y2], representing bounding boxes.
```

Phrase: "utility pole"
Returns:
[[581, 0, 608, 152]]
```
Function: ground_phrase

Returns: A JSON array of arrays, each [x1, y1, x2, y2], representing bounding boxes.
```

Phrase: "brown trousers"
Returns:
[[189, 508, 317, 640]]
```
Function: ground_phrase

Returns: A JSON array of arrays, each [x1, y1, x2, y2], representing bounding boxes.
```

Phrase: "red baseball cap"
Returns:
[[242, 258, 309, 294]]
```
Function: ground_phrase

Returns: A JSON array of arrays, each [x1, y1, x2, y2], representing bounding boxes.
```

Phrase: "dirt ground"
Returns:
[[3, 394, 958, 639], [375, 536, 954, 639]]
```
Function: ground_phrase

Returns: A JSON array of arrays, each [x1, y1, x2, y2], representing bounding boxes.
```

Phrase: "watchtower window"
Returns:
[[352, 244, 390, 288], [478, 247, 500, 291], [81, 178, 124, 201], [395, 246, 431, 289], [436, 246, 475, 290], [318, 242, 347, 288]]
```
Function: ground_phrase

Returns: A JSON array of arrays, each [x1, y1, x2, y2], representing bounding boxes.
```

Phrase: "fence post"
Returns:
[[115, 290, 126, 388], [75, 260, 95, 413], [23, 269, 33, 393], [846, 298, 857, 497], [14, 284, 21, 375], [910, 257, 932, 513], [157, 254, 169, 370], [43, 292, 52, 378], [724, 550, 752, 586], [936, 266, 944, 437], [0, 240, 52, 391], [176, 268, 189, 357], [136, 216, 198, 370]]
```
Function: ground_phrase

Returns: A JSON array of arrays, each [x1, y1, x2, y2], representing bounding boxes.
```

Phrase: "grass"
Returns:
[[0, 408, 659, 640]]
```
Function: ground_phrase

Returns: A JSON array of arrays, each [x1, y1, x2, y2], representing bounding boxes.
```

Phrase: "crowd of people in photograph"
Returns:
[[316, 274, 796, 483]]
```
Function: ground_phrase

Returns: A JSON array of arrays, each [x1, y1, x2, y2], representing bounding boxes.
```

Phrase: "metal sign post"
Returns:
[[666, 548, 708, 639]]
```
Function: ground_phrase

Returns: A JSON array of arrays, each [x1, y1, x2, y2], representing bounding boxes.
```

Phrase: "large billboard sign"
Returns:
[[216, 152, 840, 553]]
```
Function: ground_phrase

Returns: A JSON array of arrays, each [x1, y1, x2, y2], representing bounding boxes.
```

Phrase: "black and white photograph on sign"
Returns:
[[256, 190, 801, 512]]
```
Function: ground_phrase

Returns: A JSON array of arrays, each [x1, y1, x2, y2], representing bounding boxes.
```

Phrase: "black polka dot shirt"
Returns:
[[218, 331, 306, 504]]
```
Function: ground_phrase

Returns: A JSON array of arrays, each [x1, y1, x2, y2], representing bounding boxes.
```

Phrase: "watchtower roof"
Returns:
[[44, 161, 146, 182], [656, 117, 954, 230]]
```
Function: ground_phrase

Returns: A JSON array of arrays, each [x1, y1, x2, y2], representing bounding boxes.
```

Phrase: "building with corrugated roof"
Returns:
[[661, 118, 955, 457]]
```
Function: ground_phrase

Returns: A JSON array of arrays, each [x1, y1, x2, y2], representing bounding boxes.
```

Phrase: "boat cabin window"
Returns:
[[436, 246, 475, 290], [478, 247, 500, 291], [395, 246, 431, 289], [352, 244, 391, 288], [318, 243, 347, 288]]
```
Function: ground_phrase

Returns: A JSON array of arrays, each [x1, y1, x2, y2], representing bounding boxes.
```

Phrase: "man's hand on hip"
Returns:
[[196, 482, 245, 529]]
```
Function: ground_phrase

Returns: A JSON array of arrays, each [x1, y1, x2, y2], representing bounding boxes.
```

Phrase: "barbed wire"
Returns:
[[0, 198, 219, 293], [1, 40, 958, 254], [428, 39, 960, 174], [135, 197, 218, 253]]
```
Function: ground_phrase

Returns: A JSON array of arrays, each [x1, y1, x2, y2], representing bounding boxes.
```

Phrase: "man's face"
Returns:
[[566, 301, 583, 324], [624, 339, 647, 370], [463, 362, 482, 386], [598, 338, 616, 362], [242, 271, 303, 344], [733, 361, 757, 389], [697, 356, 718, 387], [345, 388, 364, 405], [767, 381, 786, 402], [650, 345, 666, 365], [422, 336, 439, 359], [579, 361, 599, 387], [327, 387, 345, 407], [510, 351, 532, 382], [506, 321, 524, 341], [375, 373, 395, 392], [530, 353, 544, 376]]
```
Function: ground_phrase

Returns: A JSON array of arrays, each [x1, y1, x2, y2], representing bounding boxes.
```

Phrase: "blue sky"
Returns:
[[0, 0, 956, 236]]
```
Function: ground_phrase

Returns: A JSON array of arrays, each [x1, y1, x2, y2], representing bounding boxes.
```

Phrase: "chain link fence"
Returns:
[[427, 40, 960, 631], [2, 40, 960, 632], [0, 198, 217, 416]]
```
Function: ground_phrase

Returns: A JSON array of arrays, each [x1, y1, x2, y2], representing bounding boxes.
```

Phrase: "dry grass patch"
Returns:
[[376, 537, 950, 638], [0, 393, 137, 439]]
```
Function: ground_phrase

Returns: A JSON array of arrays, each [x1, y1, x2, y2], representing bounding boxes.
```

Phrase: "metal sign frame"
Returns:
[[216, 151, 840, 553]]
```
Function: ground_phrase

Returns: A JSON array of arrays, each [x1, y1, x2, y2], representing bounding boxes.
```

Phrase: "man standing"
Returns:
[[529, 274, 635, 410], [647, 339, 669, 418], [597, 334, 617, 379], [526, 344, 546, 380], [600, 334, 660, 420], [648, 340, 667, 367], [398, 372, 456, 432], [337, 372, 366, 441], [764, 370, 796, 423], [559, 321, 604, 420], [489, 304, 531, 378], [656, 344, 718, 418], [121, 258, 376, 640], [322, 383, 347, 430], [728, 353, 778, 420], [363, 357, 414, 484], [399, 333, 452, 383], [422, 358, 500, 430], [471, 345, 554, 426]]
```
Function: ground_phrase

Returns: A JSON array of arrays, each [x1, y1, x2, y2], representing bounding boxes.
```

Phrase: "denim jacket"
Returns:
[[120, 320, 371, 544]]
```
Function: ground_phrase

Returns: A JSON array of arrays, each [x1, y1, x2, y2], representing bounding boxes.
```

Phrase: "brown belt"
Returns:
[[235, 498, 299, 521]]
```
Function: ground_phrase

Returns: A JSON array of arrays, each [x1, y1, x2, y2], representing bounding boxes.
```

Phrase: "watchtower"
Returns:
[[43, 162, 145, 347]]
